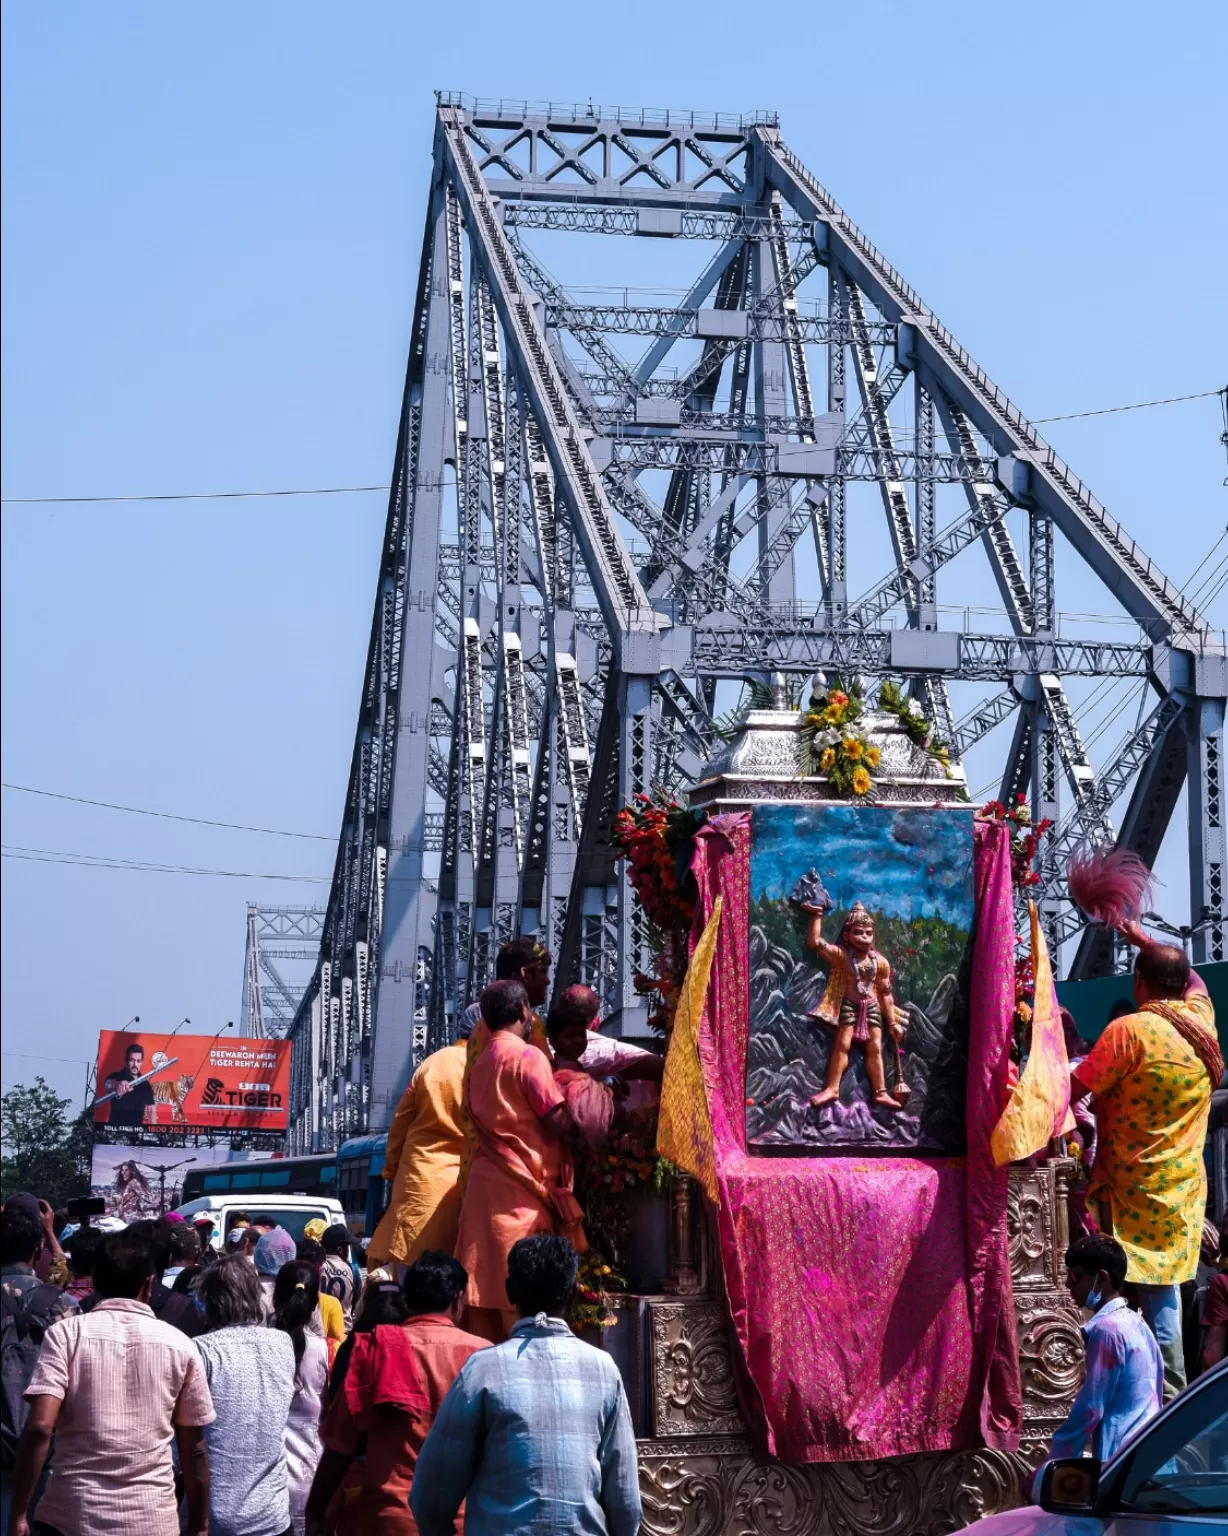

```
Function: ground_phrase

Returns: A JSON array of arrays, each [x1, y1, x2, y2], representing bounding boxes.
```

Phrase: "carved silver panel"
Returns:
[[649, 1300, 743, 1438], [638, 1440, 1041, 1536]]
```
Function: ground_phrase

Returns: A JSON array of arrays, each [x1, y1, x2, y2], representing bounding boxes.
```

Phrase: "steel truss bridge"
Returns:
[[286, 92, 1227, 1151]]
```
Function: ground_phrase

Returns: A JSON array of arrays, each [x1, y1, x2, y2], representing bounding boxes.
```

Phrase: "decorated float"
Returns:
[[575, 683, 1085, 1535]]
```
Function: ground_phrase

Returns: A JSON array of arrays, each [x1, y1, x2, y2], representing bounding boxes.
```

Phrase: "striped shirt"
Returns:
[[410, 1313, 641, 1536], [25, 1297, 215, 1536]]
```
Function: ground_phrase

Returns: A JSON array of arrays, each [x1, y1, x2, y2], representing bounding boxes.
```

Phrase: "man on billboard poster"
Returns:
[[103, 1040, 156, 1127]]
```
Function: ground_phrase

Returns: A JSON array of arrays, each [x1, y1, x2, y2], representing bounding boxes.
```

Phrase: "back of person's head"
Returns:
[[481, 978, 529, 1031], [558, 984, 600, 1025], [126, 1218, 174, 1277], [1135, 942, 1190, 1001], [545, 1005, 590, 1061], [322, 1223, 351, 1258], [505, 1233, 578, 1317], [94, 1230, 156, 1300], [195, 1253, 264, 1330], [1065, 1233, 1128, 1291], [0, 1206, 43, 1267], [250, 1213, 277, 1232], [354, 1278, 411, 1332], [401, 1250, 468, 1315], [271, 1259, 319, 1373], [494, 936, 550, 981], [168, 1225, 200, 1268], [1106, 996, 1135, 1025], [253, 1226, 297, 1276], [296, 1237, 325, 1267], [66, 1226, 103, 1279]]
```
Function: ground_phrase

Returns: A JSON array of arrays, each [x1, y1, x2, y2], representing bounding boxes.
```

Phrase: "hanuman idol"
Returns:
[[801, 898, 907, 1112]]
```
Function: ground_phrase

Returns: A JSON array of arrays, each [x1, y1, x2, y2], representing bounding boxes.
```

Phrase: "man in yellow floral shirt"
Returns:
[[1072, 921, 1223, 1398]]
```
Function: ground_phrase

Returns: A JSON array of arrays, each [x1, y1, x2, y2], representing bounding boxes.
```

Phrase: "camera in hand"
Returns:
[[65, 1196, 106, 1227]]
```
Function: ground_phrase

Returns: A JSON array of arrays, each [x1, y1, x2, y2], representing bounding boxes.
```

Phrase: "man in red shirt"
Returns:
[[304, 1250, 487, 1536]]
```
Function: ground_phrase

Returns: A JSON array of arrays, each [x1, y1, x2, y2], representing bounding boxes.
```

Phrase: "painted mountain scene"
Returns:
[[746, 803, 975, 1153]]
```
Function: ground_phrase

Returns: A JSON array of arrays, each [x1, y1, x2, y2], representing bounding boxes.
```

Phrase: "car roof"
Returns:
[[173, 1193, 344, 1215]]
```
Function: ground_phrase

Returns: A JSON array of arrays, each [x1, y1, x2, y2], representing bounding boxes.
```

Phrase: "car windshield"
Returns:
[[1113, 1387, 1228, 1516]]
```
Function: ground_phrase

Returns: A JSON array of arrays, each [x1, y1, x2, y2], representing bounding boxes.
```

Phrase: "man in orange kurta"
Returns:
[[368, 1040, 468, 1268], [454, 978, 578, 1341]]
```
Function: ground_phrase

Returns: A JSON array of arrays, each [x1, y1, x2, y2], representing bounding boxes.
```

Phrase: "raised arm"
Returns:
[[802, 905, 841, 966]]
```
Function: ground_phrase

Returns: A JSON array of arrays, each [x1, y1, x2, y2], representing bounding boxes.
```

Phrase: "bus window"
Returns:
[[257, 1168, 292, 1188], [203, 1174, 231, 1191]]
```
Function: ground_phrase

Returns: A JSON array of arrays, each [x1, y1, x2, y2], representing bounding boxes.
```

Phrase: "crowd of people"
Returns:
[[1, 937, 650, 1536], [1, 922, 1224, 1532]]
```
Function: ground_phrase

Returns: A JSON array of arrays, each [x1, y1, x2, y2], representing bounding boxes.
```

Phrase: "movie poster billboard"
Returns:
[[90, 1143, 276, 1220], [93, 1031, 292, 1131]]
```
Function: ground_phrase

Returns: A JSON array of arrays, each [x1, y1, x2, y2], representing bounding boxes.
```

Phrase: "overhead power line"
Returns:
[[1030, 388, 1222, 424], [1, 844, 330, 882], [2, 388, 1222, 506], [1, 783, 334, 840], [0, 485, 388, 506]]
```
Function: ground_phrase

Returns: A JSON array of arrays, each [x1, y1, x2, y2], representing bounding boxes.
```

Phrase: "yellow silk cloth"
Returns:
[[1075, 990, 1215, 1284], [367, 1042, 467, 1267], [991, 902, 1073, 1166], [657, 897, 722, 1204]]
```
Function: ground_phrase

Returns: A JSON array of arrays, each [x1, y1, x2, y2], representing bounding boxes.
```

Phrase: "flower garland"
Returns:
[[797, 681, 879, 797], [609, 793, 704, 1033], [568, 1251, 626, 1332], [979, 794, 1052, 889], [876, 679, 953, 777]]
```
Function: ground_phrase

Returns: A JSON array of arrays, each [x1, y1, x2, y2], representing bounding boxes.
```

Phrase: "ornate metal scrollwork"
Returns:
[[636, 1443, 1037, 1536], [650, 1301, 743, 1438]]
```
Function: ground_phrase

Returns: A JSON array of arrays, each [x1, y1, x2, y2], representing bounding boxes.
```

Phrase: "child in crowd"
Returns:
[[547, 1008, 617, 1150], [555, 985, 665, 1084]]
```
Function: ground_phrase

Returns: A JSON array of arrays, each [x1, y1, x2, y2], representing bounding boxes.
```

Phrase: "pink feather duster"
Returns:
[[1067, 843, 1154, 927]]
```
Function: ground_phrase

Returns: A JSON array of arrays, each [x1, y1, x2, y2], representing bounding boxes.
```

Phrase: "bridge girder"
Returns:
[[285, 93, 1226, 1149]]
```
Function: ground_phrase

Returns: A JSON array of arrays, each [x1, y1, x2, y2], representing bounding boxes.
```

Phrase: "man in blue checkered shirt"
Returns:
[[410, 1233, 641, 1536]]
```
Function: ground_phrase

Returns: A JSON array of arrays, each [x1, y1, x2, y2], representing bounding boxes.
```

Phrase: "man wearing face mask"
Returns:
[[1035, 1233, 1164, 1490]]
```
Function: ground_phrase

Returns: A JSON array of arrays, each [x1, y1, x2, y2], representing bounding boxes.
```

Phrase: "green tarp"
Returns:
[[1057, 960, 1228, 1056]]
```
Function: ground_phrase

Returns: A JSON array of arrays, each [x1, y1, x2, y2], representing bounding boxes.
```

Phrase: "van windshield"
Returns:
[[230, 1208, 332, 1245]]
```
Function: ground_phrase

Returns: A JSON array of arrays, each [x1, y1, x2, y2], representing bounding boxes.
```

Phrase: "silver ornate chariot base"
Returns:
[[619, 1162, 1082, 1535]]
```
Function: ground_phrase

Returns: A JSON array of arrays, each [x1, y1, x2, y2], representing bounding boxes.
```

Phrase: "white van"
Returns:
[[173, 1192, 346, 1249]]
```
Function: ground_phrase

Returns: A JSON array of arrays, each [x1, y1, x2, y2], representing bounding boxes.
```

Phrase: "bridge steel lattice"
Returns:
[[240, 905, 324, 1040], [286, 93, 1227, 1151]]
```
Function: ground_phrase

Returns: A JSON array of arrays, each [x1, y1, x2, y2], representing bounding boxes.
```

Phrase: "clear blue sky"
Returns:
[[3, 1, 1225, 1110]]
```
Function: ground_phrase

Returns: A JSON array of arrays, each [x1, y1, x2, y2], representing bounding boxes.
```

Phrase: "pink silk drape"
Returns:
[[690, 813, 1021, 1463]]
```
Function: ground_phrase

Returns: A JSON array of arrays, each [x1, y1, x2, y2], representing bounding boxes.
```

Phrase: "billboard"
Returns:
[[90, 1143, 276, 1220], [93, 1031, 292, 1131]]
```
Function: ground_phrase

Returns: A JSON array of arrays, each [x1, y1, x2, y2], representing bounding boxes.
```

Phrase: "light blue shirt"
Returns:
[[410, 1313, 641, 1536], [1050, 1296, 1165, 1463]]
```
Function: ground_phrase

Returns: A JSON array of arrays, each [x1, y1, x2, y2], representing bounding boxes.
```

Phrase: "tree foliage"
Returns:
[[0, 1077, 91, 1208]]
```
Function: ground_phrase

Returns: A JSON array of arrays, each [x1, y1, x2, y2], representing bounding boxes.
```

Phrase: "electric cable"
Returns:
[[1, 844, 329, 881], [0, 782, 334, 840], [2, 389, 1221, 507]]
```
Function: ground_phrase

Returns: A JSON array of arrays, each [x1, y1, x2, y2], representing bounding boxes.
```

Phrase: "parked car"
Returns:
[[173, 1192, 346, 1248], [969, 1358, 1227, 1532]]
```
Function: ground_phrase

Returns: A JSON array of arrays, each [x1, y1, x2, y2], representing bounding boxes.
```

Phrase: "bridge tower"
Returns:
[[287, 92, 1226, 1150]]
